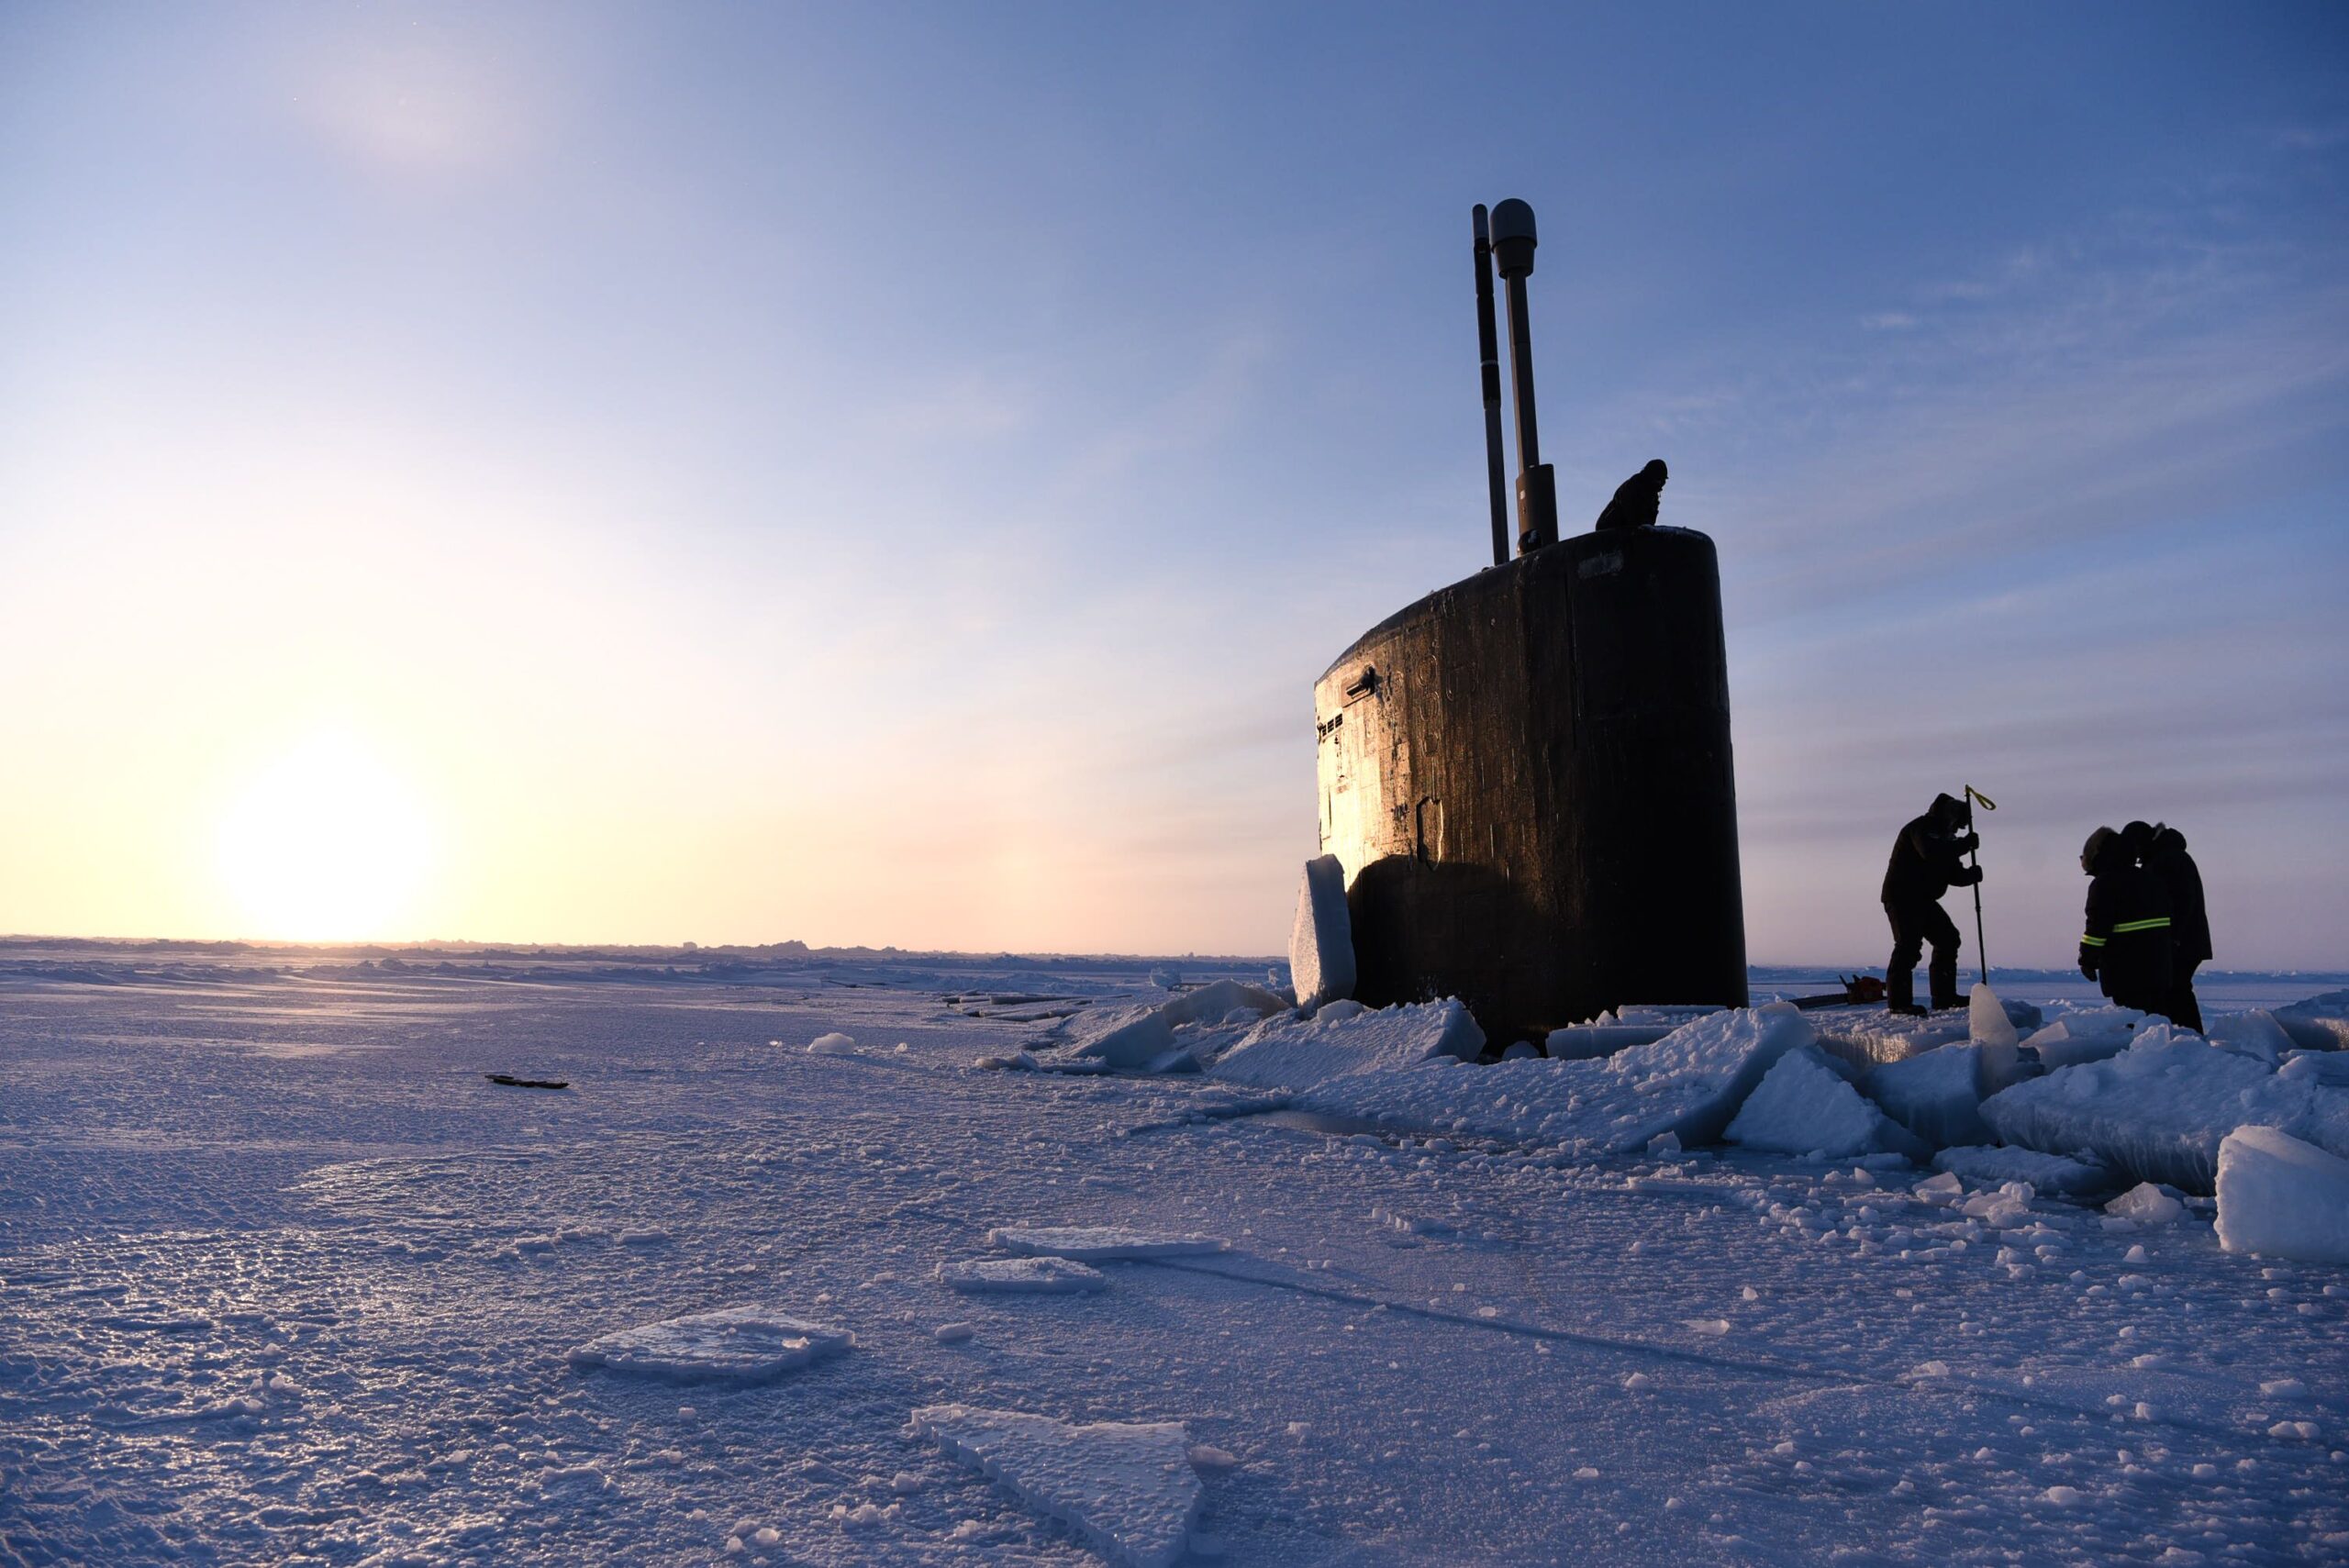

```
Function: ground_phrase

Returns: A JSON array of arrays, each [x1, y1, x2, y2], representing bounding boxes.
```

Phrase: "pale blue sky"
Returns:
[[2, 4, 2343, 964]]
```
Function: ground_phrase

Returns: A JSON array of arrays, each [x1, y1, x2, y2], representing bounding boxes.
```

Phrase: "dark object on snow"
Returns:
[[1790, 973, 1887, 1010], [1595, 461, 1668, 530], [1313, 201, 1743, 1044], [1881, 794, 1981, 1014], [485, 1073, 570, 1090], [2079, 827, 2174, 1018], [2143, 823, 2209, 1031]]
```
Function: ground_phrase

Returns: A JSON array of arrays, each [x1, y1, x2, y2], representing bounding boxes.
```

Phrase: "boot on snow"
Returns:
[[1929, 955, 1962, 1011], [1886, 966, 1926, 1018]]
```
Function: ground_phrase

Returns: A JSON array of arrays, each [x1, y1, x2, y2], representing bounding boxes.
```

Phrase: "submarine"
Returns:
[[1311, 199, 1747, 1046]]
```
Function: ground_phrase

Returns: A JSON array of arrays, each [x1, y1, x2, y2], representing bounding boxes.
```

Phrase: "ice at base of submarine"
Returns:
[[1010, 963, 2349, 1254]]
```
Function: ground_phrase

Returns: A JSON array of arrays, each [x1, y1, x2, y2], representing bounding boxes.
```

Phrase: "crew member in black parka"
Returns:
[[1880, 793, 1983, 1016], [2143, 822, 2210, 1030], [2078, 824, 2175, 1018]]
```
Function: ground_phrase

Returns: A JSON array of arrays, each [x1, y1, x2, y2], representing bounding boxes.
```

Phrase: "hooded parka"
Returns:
[[2079, 826, 2175, 1018]]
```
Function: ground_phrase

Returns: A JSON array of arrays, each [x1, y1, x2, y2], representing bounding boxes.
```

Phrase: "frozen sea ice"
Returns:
[[911, 1405, 1201, 1568], [939, 1256, 1111, 1295], [985, 1226, 1230, 1262], [568, 1306, 853, 1380]]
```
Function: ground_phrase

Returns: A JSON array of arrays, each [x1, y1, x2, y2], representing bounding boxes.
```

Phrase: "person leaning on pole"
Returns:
[[1880, 793, 1983, 1017]]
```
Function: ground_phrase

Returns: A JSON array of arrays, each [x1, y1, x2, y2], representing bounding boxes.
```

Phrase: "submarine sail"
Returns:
[[1311, 200, 1746, 1045]]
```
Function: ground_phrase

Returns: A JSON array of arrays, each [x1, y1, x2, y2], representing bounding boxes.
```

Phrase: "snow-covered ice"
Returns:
[[2207, 1008, 2296, 1064], [1931, 1144, 2112, 1195], [985, 1225, 1232, 1261], [1542, 1022, 1672, 1061], [2020, 1009, 2143, 1070], [939, 1256, 1111, 1294], [1287, 854, 1355, 1010], [1983, 1023, 2349, 1191], [911, 1405, 1201, 1568], [1277, 1001, 1819, 1151], [1056, 978, 1287, 1070], [2214, 1126, 2349, 1264], [2273, 986, 2349, 1051], [2105, 1182, 2188, 1225], [3, 945, 2345, 1566], [2279, 1049, 2349, 1086], [1863, 1043, 1993, 1148], [1208, 995, 1483, 1090], [568, 1306, 853, 1379], [1726, 1043, 1928, 1162]]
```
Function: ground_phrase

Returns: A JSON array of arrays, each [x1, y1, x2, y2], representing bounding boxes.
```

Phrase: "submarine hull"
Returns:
[[1313, 525, 1746, 1044]]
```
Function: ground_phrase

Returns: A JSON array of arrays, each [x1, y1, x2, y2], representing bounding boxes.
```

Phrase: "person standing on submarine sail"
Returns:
[[1879, 793, 1983, 1016], [2078, 825, 2175, 1018]]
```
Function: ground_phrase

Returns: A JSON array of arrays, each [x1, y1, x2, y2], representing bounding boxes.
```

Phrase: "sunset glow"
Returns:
[[215, 730, 433, 941]]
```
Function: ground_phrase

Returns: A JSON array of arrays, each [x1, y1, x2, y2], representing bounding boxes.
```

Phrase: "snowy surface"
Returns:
[[911, 1405, 1200, 1568], [569, 1306, 854, 1380], [986, 1226, 1231, 1262], [939, 1257, 1110, 1295], [2, 949, 2346, 1565]]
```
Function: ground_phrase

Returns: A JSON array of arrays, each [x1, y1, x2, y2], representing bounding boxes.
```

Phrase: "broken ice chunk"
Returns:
[[2215, 1126, 2349, 1264], [1726, 1043, 1928, 1162], [910, 1406, 1201, 1568], [1864, 1044, 1992, 1149], [1984, 1026, 2349, 1192], [1931, 1145, 2112, 1195], [938, 1257, 1110, 1295], [1288, 853, 1356, 1010], [568, 1307, 852, 1381], [2105, 1183, 2186, 1226], [1208, 997, 1483, 1091]]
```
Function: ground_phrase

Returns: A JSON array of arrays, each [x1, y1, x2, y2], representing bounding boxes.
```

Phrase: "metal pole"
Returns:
[[1965, 784, 1997, 985], [1487, 199, 1557, 553], [1501, 270, 1541, 473], [1473, 206, 1508, 568]]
